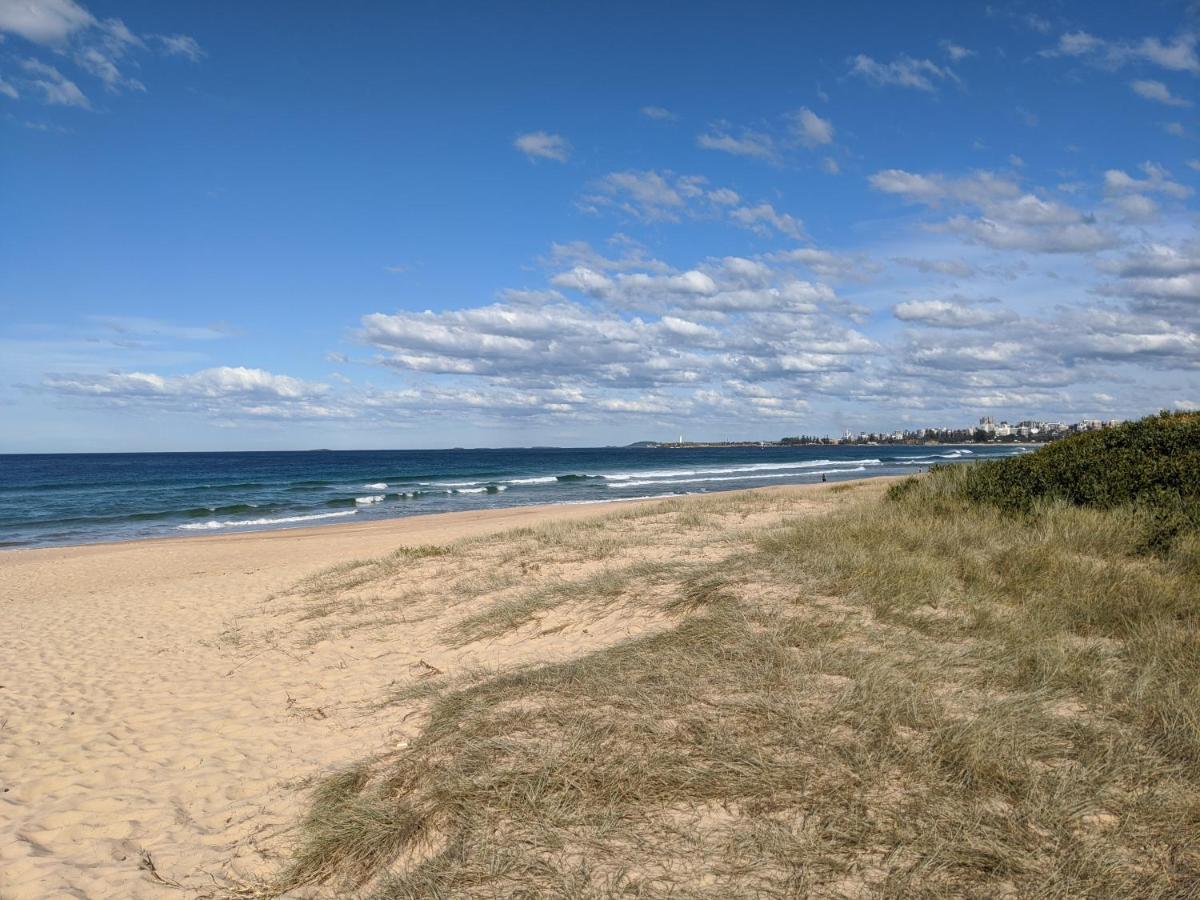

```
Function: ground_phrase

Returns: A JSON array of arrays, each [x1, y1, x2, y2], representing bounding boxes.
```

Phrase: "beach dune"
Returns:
[[0, 484, 842, 898]]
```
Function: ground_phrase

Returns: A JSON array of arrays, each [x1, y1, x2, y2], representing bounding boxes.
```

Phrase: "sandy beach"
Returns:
[[0, 483, 845, 898]]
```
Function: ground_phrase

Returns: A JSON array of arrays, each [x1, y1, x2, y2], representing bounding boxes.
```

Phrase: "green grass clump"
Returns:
[[929, 411, 1200, 553]]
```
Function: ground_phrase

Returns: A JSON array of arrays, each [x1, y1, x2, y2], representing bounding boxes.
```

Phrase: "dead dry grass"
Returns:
[[258, 480, 1199, 898]]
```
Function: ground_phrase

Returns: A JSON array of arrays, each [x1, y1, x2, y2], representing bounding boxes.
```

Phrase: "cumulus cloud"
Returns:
[[696, 106, 834, 168], [697, 128, 778, 162], [941, 41, 974, 61], [640, 105, 677, 121], [790, 107, 834, 147], [1100, 243, 1200, 319], [1043, 30, 1200, 73], [353, 251, 876, 417], [870, 167, 1118, 253], [1130, 79, 1191, 107], [50, 366, 324, 399], [728, 203, 806, 240], [41, 366, 340, 420], [1103, 162, 1191, 199], [514, 131, 571, 162], [582, 169, 803, 240], [771, 247, 879, 282], [848, 54, 956, 91], [893, 298, 1016, 328], [584, 169, 700, 221], [0, 0, 93, 43]]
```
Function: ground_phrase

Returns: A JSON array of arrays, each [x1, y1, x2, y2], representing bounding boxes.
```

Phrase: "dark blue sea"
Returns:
[[0, 444, 1030, 549]]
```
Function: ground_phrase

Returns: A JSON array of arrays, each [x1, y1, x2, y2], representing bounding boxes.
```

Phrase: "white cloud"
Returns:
[[0, 0, 93, 43], [42, 366, 335, 420], [698, 108, 834, 165], [586, 170, 692, 221], [640, 105, 677, 121], [848, 54, 956, 91], [791, 107, 834, 147], [1130, 79, 1191, 107], [941, 41, 974, 61], [354, 251, 873, 406], [728, 202, 806, 239], [514, 130, 571, 162], [697, 128, 778, 162], [0, 2, 202, 106], [0, 77, 18, 99], [871, 167, 1118, 254], [154, 33, 204, 61], [1044, 30, 1200, 74], [1110, 193, 1159, 222], [772, 248, 879, 282], [584, 169, 801, 239], [893, 298, 1016, 328], [1100, 243, 1200, 318], [20, 57, 88, 107], [940, 215, 1116, 253], [893, 256, 976, 277], [1103, 162, 1191, 199]]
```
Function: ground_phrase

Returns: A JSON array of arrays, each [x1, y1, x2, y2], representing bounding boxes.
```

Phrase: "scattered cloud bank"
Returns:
[[41, 200, 1200, 429], [579, 168, 805, 239], [848, 54, 958, 91], [13, 10, 1200, 436], [696, 107, 836, 168], [0, 0, 202, 109], [1043, 30, 1199, 73]]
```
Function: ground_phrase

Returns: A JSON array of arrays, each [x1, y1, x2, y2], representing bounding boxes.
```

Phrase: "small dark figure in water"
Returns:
[[821, 474, 827, 483]]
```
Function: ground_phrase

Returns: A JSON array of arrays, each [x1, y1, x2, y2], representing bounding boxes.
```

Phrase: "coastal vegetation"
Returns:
[[266, 413, 1200, 897]]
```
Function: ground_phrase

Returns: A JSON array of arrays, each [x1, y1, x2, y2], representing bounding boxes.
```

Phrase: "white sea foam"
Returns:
[[506, 475, 559, 485], [455, 485, 507, 494], [355, 495, 385, 504], [363, 482, 388, 489], [601, 459, 879, 481], [607, 466, 867, 489], [178, 510, 357, 530], [896, 450, 974, 462]]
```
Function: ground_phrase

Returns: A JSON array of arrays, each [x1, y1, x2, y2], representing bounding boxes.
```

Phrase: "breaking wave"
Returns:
[[178, 510, 358, 530]]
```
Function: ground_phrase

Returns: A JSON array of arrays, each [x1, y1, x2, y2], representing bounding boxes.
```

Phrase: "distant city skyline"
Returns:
[[1, 0, 1197, 452]]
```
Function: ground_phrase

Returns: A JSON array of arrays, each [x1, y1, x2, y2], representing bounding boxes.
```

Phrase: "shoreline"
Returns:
[[1, 472, 913, 555]]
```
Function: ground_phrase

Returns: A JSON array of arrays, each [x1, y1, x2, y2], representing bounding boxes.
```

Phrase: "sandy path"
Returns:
[[0, 484, 848, 898]]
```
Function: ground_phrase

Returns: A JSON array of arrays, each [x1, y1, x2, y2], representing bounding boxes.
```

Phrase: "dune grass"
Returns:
[[269, 427, 1200, 897]]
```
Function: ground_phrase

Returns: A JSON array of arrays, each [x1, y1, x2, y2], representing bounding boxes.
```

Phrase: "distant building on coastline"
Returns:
[[638, 415, 1126, 450]]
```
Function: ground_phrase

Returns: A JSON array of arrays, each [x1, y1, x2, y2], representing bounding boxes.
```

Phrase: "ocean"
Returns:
[[0, 444, 1029, 549]]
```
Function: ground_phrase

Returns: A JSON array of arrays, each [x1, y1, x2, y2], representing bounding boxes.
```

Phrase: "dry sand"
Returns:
[[0, 483, 849, 898]]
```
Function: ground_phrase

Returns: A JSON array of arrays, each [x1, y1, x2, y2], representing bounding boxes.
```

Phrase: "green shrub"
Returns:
[[920, 412, 1200, 552]]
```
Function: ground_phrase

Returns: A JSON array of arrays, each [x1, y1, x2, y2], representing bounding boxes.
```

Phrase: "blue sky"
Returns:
[[1, 0, 1197, 452]]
